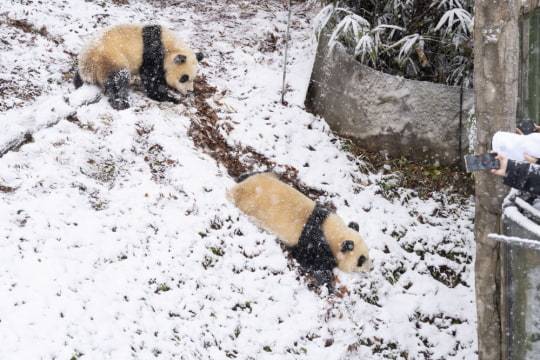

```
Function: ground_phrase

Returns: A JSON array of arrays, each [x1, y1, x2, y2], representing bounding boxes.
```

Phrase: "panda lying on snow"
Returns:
[[74, 24, 203, 110], [228, 172, 372, 284]]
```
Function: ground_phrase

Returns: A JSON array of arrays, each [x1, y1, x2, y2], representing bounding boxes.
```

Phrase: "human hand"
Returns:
[[516, 124, 540, 135], [524, 153, 538, 164], [491, 154, 508, 177]]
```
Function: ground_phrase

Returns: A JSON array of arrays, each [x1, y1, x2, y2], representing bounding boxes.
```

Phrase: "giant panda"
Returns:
[[74, 24, 204, 110], [228, 172, 372, 276]]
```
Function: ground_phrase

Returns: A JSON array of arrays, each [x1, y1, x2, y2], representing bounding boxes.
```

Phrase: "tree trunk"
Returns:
[[473, 1, 520, 359]]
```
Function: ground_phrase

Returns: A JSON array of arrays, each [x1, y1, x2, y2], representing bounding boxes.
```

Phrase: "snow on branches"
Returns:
[[315, 0, 474, 87]]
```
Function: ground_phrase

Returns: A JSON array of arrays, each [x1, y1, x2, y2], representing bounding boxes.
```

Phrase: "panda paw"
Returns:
[[148, 90, 179, 104], [166, 95, 180, 104], [109, 97, 130, 110]]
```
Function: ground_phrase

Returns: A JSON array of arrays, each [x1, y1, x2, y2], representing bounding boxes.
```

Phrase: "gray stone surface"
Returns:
[[502, 200, 540, 360], [305, 33, 473, 166]]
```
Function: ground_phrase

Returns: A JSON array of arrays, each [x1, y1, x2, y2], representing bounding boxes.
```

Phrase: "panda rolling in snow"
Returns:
[[228, 173, 372, 275], [74, 24, 203, 110]]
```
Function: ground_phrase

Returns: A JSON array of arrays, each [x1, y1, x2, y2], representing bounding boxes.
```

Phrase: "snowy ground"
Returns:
[[0, 1, 477, 359]]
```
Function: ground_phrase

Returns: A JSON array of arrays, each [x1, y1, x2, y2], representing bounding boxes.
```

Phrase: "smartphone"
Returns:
[[518, 117, 537, 135], [464, 153, 500, 172]]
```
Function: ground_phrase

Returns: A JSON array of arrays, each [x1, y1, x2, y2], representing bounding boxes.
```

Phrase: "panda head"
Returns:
[[164, 49, 204, 95], [323, 216, 371, 273]]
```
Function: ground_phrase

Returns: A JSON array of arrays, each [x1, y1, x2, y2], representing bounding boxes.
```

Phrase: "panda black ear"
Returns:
[[196, 52, 204, 62], [348, 221, 359, 231], [174, 54, 187, 64], [341, 240, 355, 253]]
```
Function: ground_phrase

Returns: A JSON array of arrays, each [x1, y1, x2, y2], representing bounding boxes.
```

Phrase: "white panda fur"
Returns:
[[228, 172, 372, 273], [74, 24, 204, 110]]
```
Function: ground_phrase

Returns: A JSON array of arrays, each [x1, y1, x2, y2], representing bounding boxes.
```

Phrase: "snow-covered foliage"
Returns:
[[315, 0, 474, 86], [0, 0, 476, 359]]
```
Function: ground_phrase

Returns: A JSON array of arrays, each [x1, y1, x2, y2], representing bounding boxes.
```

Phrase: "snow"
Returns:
[[0, 94, 73, 156], [488, 234, 540, 250], [515, 197, 540, 223], [67, 86, 102, 108], [0, 1, 477, 359], [502, 197, 540, 242]]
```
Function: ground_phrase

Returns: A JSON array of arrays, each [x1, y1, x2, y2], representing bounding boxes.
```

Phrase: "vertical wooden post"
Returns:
[[473, 0, 520, 359]]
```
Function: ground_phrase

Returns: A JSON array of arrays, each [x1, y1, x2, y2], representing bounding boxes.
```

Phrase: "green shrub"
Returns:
[[314, 0, 474, 87]]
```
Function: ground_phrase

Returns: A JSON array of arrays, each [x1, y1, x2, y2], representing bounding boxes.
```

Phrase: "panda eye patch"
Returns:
[[174, 54, 187, 64], [341, 240, 355, 253], [180, 75, 189, 83], [357, 255, 367, 267]]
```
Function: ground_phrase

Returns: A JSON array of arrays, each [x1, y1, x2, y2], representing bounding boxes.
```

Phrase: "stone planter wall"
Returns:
[[305, 33, 473, 166]]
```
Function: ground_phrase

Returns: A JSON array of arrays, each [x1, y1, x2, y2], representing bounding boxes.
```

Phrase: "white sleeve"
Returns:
[[492, 131, 540, 161]]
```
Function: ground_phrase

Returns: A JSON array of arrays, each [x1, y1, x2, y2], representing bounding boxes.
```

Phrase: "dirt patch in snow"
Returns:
[[0, 184, 17, 193], [189, 76, 330, 205], [0, 78, 43, 111], [258, 31, 280, 53], [144, 143, 178, 183], [0, 15, 65, 46], [347, 140, 474, 200], [0, 15, 75, 111]]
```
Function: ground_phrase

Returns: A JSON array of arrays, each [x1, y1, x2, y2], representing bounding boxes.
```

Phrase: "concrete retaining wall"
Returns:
[[305, 33, 473, 166]]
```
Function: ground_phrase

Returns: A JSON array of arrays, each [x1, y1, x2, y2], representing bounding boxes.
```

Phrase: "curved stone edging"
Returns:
[[305, 33, 473, 166]]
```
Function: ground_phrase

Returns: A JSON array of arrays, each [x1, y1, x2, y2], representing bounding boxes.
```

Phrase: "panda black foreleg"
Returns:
[[140, 68, 179, 104], [104, 69, 131, 110], [147, 85, 179, 104], [141, 80, 179, 104]]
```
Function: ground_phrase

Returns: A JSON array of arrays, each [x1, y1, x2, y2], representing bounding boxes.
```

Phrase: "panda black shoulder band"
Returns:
[[141, 25, 167, 98], [291, 203, 336, 272]]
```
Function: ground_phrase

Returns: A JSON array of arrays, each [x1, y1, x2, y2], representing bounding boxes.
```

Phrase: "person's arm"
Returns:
[[492, 155, 540, 194], [524, 153, 540, 165]]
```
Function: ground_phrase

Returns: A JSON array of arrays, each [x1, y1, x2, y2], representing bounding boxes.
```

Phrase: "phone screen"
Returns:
[[464, 153, 501, 173]]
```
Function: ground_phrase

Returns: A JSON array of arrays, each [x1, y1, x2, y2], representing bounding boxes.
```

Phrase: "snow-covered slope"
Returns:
[[0, 1, 476, 359]]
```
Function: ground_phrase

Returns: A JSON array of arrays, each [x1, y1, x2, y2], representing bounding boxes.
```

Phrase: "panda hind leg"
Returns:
[[73, 71, 83, 89], [104, 69, 131, 110]]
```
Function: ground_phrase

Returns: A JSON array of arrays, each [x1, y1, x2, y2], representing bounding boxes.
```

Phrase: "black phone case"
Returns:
[[518, 118, 536, 135]]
